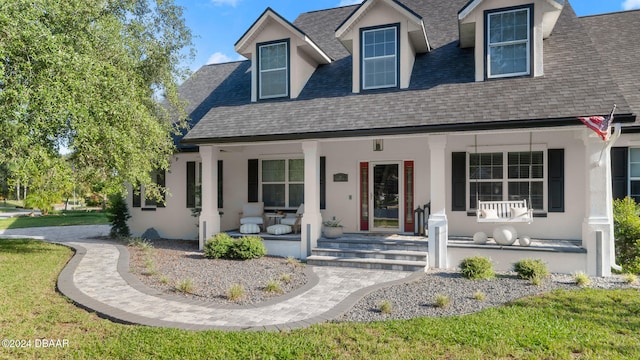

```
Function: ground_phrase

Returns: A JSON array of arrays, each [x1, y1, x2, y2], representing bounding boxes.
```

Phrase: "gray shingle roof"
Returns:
[[581, 9, 640, 119], [181, 0, 636, 144]]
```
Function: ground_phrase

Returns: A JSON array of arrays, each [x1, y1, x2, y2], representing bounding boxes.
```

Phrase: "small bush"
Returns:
[[460, 256, 494, 280], [378, 300, 393, 314], [514, 259, 549, 280], [473, 291, 486, 301], [574, 272, 591, 287], [227, 283, 245, 301], [106, 192, 131, 238], [264, 280, 283, 294], [286, 256, 303, 267], [176, 278, 194, 293], [613, 197, 640, 274], [204, 233, 235, 259], [231, 236, 267, 260], [128, 237, 153, 250], [279, 273, 292, 283], [434, 294, 451, 308], [159, 275, 169, 284], [622, 273, 638, 285]]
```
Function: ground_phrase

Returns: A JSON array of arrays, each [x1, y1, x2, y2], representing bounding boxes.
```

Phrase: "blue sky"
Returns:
[[175, 0, 640, 71]]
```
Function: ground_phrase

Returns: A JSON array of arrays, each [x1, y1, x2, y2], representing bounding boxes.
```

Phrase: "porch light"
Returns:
[[373, 139, 383, 151]]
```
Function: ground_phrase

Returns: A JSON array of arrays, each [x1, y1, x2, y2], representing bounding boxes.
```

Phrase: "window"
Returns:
[[361, 25, 398, 90], [258, 41, 288, 99], [629, 148, 640, 202], [469, 151, 544, 210], [261, 159, 303, 208], [486, 6, 531, 78]]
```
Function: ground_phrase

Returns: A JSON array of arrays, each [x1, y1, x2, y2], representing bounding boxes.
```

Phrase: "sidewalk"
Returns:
[[0, 226, 416, 331]]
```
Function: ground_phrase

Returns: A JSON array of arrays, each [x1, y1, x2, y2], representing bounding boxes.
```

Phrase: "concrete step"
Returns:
[[312, 247, 427, 262], [307, 255, 428, 272], [317, 238, 429, 252]]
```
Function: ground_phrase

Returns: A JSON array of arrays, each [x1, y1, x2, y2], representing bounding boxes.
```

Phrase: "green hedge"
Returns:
[[613, 197, 640, 274], [204, 233, 266, 260]]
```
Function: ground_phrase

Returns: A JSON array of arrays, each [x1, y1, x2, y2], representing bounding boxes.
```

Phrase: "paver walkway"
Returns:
[[0, 225, 416, 331]]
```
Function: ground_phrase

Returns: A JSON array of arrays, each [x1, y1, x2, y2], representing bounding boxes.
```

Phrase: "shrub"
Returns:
[[434, 294, 451, 308], [176, 278, 194, 293], [204, 233, 235, 259], [473, 291, 486, 301], [613, 197, 640, 274], [227, 283, 245, 301], [106, 192, 131, 238], [460, 256, 494, 280], [264, 280, 283, 294], [378, 300, 393, 314], [513, 259, 549, 281], [279, 273, 292, 283], [574, 272, 591, 287], [231, 236, 267, 260], [622, 273, 638, 285]]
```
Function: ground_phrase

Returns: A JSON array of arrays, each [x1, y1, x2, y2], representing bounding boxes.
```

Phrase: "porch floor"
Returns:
[[448, 235, 585, 253]]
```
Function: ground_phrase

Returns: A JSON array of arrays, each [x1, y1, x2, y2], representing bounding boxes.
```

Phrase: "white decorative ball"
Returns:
[[519, 235, 532, 247], [493, 226, 518, 246], [473, 232, 488, 244]]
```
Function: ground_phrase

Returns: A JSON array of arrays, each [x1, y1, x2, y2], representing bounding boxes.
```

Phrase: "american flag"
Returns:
[[579, 105, 616, 141]]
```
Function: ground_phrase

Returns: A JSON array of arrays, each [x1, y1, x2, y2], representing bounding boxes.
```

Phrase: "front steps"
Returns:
[[307, 236, 429, 272]]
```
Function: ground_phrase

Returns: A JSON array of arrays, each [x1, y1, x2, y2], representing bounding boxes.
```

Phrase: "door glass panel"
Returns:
[[373, 164, 399, 229]]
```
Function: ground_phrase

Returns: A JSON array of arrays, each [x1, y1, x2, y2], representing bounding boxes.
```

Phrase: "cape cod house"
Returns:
[[127, 0, 640, 276]]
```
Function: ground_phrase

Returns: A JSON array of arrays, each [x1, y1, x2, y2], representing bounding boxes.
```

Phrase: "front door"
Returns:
[[372, 163, 400, 231]]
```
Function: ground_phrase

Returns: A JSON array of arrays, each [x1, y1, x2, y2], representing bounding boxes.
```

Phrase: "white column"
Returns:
[[301, 141, 323, 259], [581, 130, 613, 276], [428, 135, 448, 268], [199, 145, 221, 250]]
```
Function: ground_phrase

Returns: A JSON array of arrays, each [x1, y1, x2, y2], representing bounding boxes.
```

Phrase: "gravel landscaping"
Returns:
[[128, 239, 309, 306], [129, 239, 639, 321]]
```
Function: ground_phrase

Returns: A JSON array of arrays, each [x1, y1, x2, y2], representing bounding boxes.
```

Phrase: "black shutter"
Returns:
[[320, 156, 326, 209], [186, 161, 196, 208], [451, 152, 466, 211], [132, 185, 141, 208], [548, 149, 564, 212], [218, 160, 223, 208], [611, 147, 628, 200], [248, 159, 259, 202]]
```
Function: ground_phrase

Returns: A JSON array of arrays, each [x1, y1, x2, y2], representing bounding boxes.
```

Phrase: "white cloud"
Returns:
[[623, 0, 640, 10], [339, 0, 363, 6], [211, 0, 240, 7], [206, 52, 233, 65]]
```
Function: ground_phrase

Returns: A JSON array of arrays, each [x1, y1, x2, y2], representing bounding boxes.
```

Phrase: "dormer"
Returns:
[[458, 0, 564, 81], [335, 0, 430, 93], [235, 8, 331, 102]]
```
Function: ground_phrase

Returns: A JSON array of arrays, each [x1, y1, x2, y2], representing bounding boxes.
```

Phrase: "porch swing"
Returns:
[[475, 133, 534, 224]]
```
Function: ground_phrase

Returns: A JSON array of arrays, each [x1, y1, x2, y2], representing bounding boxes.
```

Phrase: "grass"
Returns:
[[175, 279, 195, 294], [473, 291, 486, 301], [378, 300, 393, 314], [264, 280, 283, 294], [227, 283, 246, 301], [574, 272, 592, 287], [1, 238, 640, 359], [434, 294, 451, 308], [0, 210, 108, 230]]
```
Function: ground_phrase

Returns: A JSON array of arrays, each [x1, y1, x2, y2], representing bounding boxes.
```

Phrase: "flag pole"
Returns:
[[596, 105, 618, 166]]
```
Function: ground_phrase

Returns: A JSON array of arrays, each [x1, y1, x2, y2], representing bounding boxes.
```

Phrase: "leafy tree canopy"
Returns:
[[0, 0, 193, 199]]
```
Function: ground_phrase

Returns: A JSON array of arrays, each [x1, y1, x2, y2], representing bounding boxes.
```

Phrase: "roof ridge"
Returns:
[[579, 8, 640, 18]]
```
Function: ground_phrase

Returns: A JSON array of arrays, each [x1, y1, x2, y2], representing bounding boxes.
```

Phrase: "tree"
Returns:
[[0, 0, 193, 201]]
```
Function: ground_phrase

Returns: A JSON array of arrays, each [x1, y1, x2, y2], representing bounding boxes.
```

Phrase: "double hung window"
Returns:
[[629, 148, 640, 202], [486, 7, 531, 78], [469, 151, 544, 209], [261, 159, 304, 208], [361, 25, 398, 90], [258, 41, 288, 99]]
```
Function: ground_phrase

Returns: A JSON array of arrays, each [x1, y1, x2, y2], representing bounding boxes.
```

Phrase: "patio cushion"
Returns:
[[240, 216, 263, 225], [240, 224, 261, 234], [280, 217, 297, 226], [267, 224, 292, 235], [480, 209, 498, 220], [510, 207, 529, 219], [242, 203, 264, 217]]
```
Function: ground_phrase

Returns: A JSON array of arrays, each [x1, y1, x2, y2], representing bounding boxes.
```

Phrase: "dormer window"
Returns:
[[486, 6, 532, 79], [258, 40, 289, 99], [361, 25, 399, 90]]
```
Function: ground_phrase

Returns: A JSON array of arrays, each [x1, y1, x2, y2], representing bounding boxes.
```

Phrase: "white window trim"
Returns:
[[259, 157, 304, 209], [486, 7, 531, 79], [258, 42, 289, 99], [465, 145, 548, 212], [362, 26, 398, 90], [628, 148, 640, 200]]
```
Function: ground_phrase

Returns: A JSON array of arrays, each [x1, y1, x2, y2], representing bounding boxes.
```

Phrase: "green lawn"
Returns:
[[1, 239, 639, 359], [0, 211, 108, 230]]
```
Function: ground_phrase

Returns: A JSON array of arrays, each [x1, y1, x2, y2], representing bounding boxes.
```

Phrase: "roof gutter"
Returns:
[[181, 113, 636, 145]]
